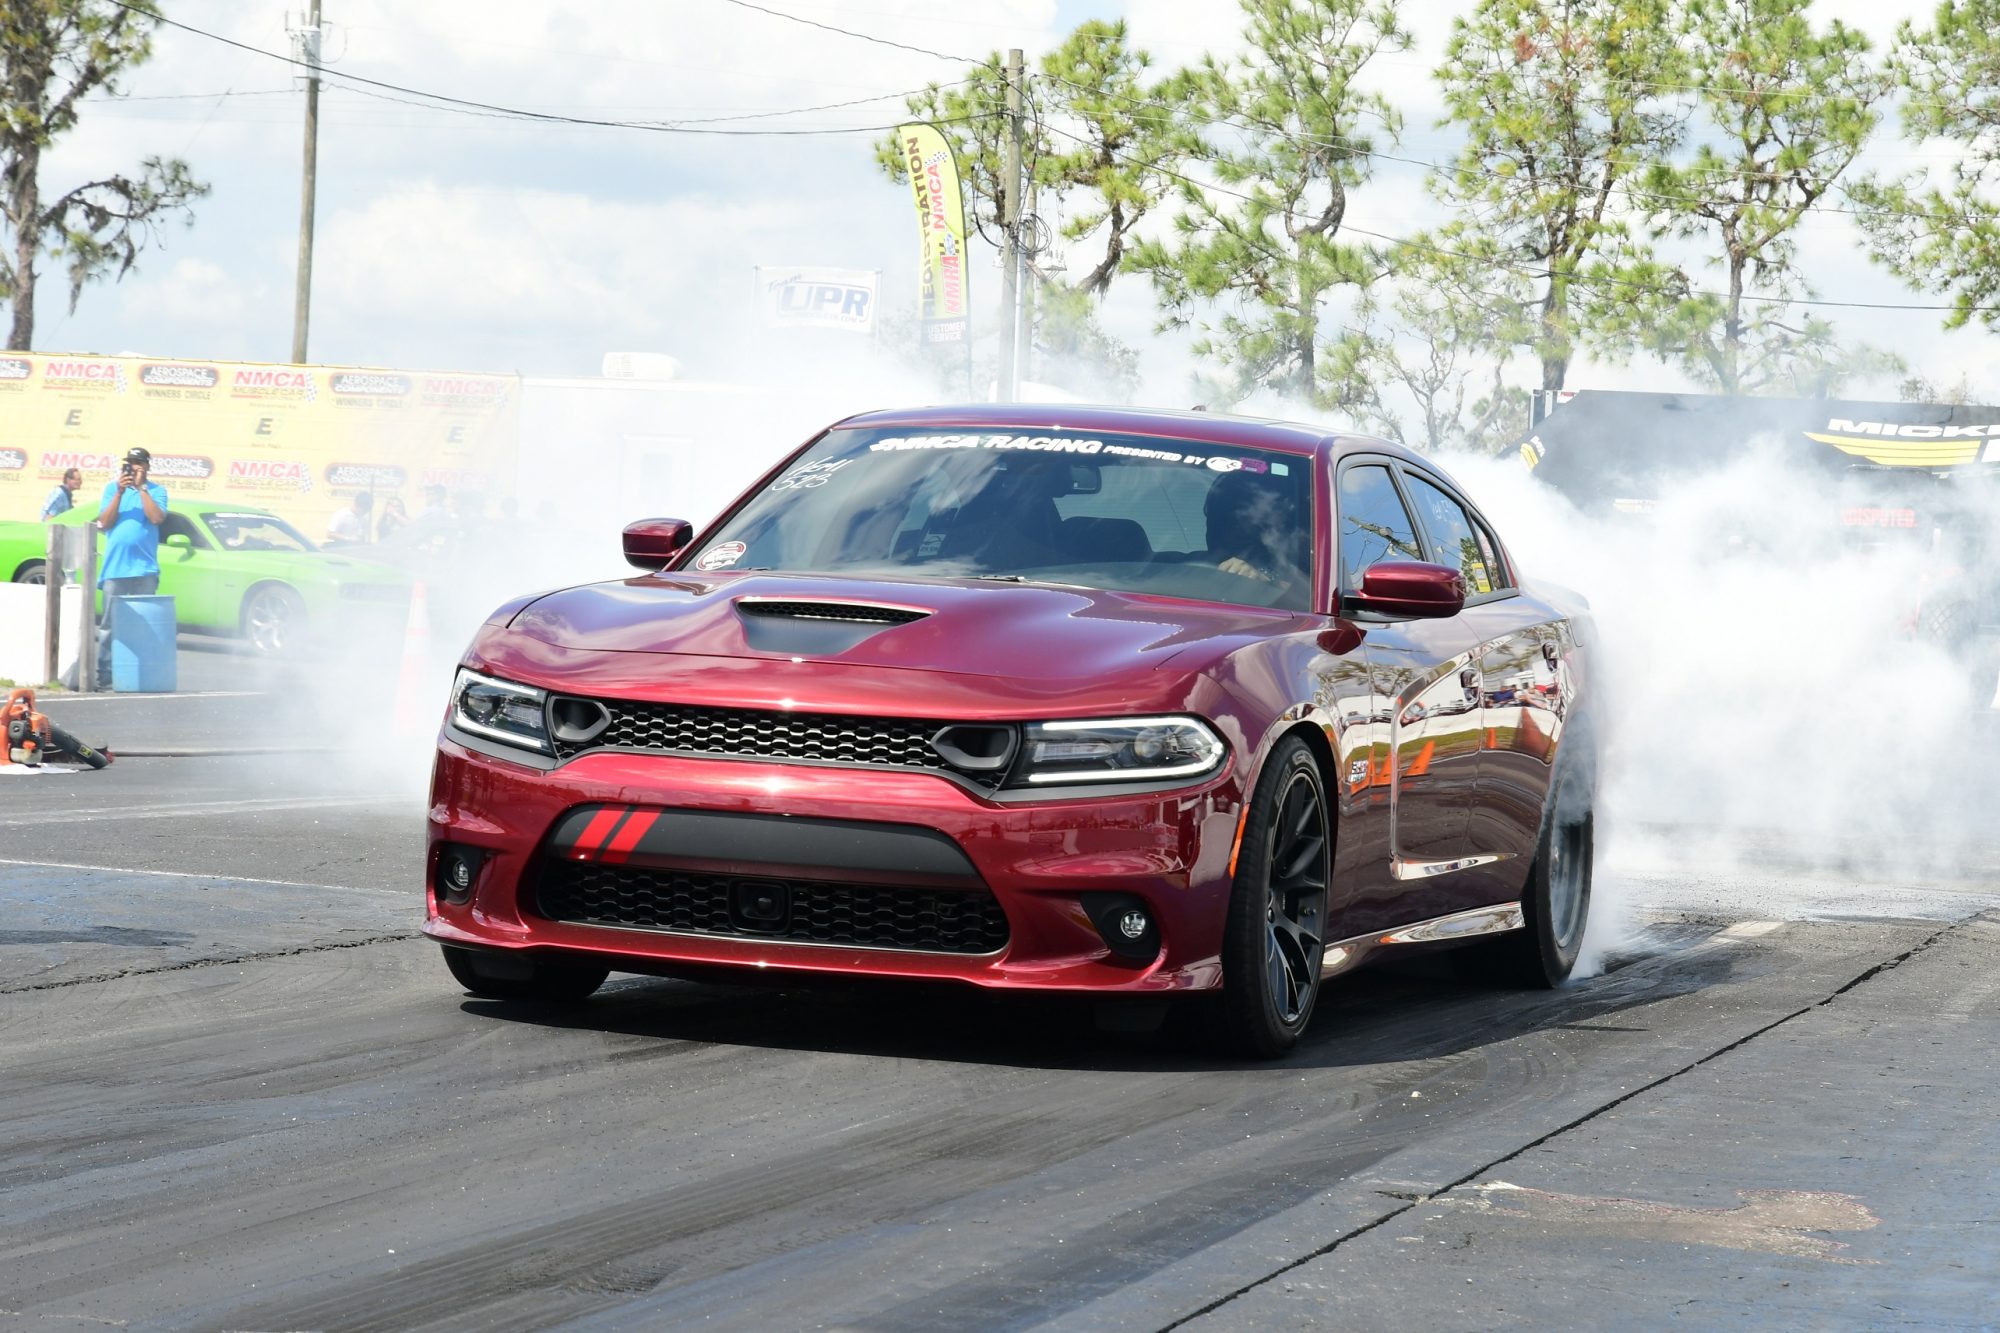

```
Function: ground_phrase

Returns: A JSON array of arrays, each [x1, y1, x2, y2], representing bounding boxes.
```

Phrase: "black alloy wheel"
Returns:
[[1219, 735, 1331, 1058], [441, 944, 610, 1003]]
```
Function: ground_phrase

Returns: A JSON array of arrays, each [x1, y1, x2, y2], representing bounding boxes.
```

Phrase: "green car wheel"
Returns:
[[241, 583, 305, 655]]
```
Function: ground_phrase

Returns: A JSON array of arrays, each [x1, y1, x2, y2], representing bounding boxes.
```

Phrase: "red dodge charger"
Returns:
[[425, 405, 1597, 1055]]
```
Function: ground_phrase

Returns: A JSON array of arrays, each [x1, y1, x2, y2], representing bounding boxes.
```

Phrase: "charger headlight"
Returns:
[[450, 669, 550, 754], [1010, 716, 1225, 787]]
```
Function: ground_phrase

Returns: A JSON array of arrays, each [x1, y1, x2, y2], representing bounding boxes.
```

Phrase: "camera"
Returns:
[[120, 461, 137, 482]]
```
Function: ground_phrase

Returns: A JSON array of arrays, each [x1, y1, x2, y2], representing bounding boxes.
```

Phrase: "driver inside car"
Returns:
[[1204, 469, 1305, 587]]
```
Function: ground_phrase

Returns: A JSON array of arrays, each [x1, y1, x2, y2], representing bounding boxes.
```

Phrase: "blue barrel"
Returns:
[[110, 594, 177, 693]]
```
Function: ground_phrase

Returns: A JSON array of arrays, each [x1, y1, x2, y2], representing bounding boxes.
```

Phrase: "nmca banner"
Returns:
[[0, 353, 517, 535], [898, 123, 971, 345]]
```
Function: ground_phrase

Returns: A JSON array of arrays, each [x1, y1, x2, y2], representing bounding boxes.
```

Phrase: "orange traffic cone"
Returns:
[[1405, 739, 1434, 776], [392, 580, 435, 738]]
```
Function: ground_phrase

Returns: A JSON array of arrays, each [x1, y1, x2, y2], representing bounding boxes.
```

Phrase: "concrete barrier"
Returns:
[[0, 583, 81, 687]]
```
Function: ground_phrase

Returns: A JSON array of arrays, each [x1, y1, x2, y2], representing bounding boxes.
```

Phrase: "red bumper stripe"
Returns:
[[570, 806, 627, 859], [600, 811, 660, 864]]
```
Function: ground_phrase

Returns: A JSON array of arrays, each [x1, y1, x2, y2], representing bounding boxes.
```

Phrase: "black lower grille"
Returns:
[[536, 860, 1010, 955]]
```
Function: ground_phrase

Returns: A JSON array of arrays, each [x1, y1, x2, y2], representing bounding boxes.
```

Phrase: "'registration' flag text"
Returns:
[[898, 123, 970, 345]]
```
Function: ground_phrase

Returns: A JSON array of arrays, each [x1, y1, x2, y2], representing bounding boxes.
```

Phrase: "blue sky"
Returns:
[[28, 0, 1993, 410]]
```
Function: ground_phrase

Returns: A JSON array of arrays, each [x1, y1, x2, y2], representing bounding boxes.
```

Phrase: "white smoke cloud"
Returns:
[[1442, 442, 2000, 967]]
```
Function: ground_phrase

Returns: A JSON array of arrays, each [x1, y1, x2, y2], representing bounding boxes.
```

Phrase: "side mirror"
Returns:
[[622, 518, 694, 570], [1346, 560, 1466, 619], [163, 532, 195, 555]]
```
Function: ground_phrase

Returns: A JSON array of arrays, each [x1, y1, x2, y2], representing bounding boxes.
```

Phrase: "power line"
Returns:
[[327, 81, 996, 136], [108, 1, 984, 137], [706, 0, 979, 66], [83, 87, 295, 102]]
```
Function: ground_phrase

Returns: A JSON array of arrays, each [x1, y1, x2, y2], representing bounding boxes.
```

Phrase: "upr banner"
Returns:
[[754, 266, 879, 334], [0, 353, 518, 532], [897, 122, 970, 346]]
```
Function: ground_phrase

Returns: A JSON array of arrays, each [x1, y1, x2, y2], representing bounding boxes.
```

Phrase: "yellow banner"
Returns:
[[898, 122, 971, 345], [0, 353, 517, 534]]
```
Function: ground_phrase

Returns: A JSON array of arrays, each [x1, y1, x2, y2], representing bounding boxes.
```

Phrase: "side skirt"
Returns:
[[1321, 901, 1524, 977]]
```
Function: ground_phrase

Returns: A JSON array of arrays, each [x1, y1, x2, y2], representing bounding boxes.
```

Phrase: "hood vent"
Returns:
[[734, 597, 931, 656], [736, 599, 930, 626]]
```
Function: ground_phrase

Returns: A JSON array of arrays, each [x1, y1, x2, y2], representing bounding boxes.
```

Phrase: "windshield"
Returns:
[[687, 427, 1316, 611], [204, 512, 315, 553]]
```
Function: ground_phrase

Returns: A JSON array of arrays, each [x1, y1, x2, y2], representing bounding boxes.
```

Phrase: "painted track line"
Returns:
[[0, 794, 406, 828], [0, 857, 408, 898]]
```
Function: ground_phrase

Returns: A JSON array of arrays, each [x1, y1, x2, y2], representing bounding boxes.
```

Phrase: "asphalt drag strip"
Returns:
[[0, 752, 421, 890], [1184, 912, 2000, 1330], [1, 877, 1992, 1329]]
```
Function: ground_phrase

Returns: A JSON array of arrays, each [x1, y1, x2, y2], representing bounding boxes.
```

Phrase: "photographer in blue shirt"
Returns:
[[94, 447, 169, 689]]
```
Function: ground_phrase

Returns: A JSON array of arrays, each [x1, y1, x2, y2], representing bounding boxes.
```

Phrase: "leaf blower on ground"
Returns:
[[2, 688, 113, 769]]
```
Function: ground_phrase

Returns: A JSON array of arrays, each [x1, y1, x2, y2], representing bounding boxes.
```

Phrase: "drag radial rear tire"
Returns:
[[441, 945, 609, 1002], [1218, 736, 1331, 1059], [1468, 735, 1595, 989]]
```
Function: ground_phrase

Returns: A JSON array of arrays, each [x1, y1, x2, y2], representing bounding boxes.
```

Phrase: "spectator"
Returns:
[[93, 447, 168, 689], [376, 495, 409, 540], [326, 491, 374, 545], [40, 468, 82, 520], [417, 483, 448, 524]]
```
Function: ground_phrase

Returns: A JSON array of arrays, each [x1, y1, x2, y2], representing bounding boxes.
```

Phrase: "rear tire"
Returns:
[[13, 560, 46, 585], [441, 945, 609, 1002], [1465, 742, 1595, 988], [1218, 736, 1332, 1058]]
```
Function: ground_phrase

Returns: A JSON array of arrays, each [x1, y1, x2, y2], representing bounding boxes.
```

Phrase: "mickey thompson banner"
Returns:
[[0, 353, 517, 533]]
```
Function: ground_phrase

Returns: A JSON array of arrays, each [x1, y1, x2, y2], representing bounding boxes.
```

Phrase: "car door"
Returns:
[[154, 510, 226, 632], [1329, 457, 1484, 935], [1399, 467, 1551, 899]]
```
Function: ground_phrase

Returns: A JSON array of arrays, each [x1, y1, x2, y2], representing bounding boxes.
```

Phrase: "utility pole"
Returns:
[[1016, 180, 1035, 397], [997, 48, 1024, 404], [290, 0, 323, 365]]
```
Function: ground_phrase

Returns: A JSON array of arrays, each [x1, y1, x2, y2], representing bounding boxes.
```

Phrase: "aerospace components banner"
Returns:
[[897, 123, 970, 345], [0, 353, 518, 532], [753, 266, 880, 334]]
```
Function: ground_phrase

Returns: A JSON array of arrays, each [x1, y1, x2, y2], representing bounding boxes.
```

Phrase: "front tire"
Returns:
[[441, 945, 609, 1002], [1219, 736, 1332, 1058], [13, 560, 47, 585], [241, 582, 305, 655]]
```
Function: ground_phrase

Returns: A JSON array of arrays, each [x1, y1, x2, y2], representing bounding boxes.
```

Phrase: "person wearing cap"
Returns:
[[93, 447, 169, 688]]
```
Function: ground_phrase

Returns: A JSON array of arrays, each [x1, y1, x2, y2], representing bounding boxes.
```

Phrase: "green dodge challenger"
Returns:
[[0, 501, 409, 654]]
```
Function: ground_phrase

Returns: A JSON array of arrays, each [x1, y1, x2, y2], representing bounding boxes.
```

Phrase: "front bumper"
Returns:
[[424, 737, 1246, 993]]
